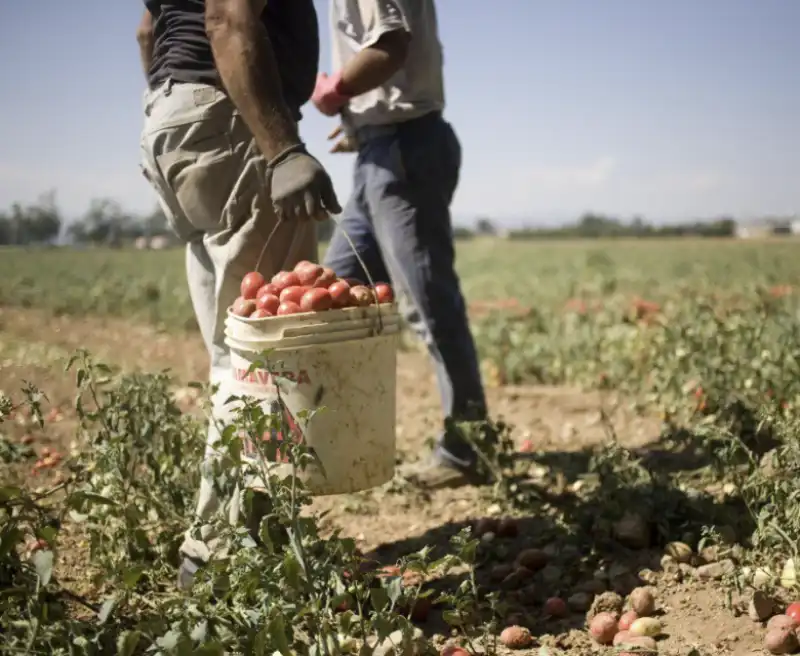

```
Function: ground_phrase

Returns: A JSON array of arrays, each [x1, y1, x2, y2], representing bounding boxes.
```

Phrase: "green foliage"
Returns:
[[0, 353, 493, 654], [4, 237, 800, 650], [0, 191, 62, 245]]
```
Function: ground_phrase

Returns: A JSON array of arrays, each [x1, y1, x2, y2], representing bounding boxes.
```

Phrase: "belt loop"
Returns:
[[164, 78, 174, 96]]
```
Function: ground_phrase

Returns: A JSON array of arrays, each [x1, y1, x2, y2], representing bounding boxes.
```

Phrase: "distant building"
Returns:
[[150, 235, 171, 250], [735, 217, 793, 239], [133, 235, 177, 250]]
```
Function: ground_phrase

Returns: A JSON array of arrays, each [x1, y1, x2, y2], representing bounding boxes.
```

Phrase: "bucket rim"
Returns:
[[225, 327, 400, 354], [228, 302, 398, 324]]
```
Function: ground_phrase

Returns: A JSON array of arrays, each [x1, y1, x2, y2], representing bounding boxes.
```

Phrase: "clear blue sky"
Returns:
[[0, 0, 797, 226]]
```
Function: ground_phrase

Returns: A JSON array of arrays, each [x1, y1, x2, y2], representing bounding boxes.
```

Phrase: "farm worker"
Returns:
[[311, 0, 490, 490], [136, 0, 340, 589]]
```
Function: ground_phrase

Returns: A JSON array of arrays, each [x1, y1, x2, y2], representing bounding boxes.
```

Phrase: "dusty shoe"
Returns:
[[400, 455, 488, 490]]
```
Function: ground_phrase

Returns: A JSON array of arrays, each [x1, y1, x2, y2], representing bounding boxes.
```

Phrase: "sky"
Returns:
[[0, 0, 797, 227]]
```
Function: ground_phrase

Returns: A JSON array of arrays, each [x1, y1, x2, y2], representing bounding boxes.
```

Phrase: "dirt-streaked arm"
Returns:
[[205, 0, 302, 161], [339, 30, 409, 97], [339, 0, 410, 95], [136, 9, 155, 82]]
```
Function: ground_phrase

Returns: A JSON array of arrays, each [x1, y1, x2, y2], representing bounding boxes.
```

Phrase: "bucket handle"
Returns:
[[254, 213, 385, 335]]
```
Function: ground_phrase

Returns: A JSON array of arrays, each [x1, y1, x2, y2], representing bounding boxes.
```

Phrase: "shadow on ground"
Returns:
[[361, 438, 755, 641]]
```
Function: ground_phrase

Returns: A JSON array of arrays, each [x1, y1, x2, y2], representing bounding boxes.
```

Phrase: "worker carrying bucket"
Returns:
[[136, 0, 489, 591], [136, 0, 342, 590]]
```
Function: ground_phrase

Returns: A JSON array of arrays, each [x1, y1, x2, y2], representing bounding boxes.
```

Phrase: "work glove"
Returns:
[[311, 71, 351, 116], [269, 145, 342, 221]]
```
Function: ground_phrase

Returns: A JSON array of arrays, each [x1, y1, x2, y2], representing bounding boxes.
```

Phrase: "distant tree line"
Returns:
[[0, 191, 63, 245], [0, 194, 763, 248], [508, 213, 737, 239], [454, 212, 738, 241], [0, 192, 176, 247], [65, 198, 173, 246], [0, 192, 342, 247]]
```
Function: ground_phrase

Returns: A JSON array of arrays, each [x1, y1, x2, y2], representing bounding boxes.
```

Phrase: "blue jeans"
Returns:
[[324, 112, 486, 468]]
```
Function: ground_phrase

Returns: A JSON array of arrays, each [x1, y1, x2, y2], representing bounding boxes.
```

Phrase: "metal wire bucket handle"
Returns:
[[254, 215, 385, 334]]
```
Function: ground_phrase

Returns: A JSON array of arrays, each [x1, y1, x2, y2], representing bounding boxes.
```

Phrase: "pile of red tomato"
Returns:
[[232, 261, 394, 318]]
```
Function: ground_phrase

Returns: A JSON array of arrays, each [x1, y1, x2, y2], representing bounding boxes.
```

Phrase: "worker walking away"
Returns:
[[311, 0, 491, 491]]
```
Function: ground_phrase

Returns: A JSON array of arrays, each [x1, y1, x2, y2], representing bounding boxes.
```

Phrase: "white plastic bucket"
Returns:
[[221, 303, 400, 496]]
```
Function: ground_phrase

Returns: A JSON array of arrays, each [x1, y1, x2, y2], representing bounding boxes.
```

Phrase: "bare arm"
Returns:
[[205, 0, 301, 161], [136, 9, 155, 82], [339, 29, 409, 96]]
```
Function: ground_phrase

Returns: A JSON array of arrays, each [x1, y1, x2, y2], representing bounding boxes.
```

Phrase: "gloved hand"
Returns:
[[269, 145, 342, 221], [328, 124, 357, 154], [311, 70, 351, 116]]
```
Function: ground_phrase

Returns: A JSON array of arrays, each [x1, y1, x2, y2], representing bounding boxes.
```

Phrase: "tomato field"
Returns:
[[2, 237, 800, 655]]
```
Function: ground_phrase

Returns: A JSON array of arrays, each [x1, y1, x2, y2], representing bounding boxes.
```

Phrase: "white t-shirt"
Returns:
[[330, 0, 446, 130]]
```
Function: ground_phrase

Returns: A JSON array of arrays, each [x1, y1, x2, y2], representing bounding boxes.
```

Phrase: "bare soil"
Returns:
[[0, 307, 767, 655]]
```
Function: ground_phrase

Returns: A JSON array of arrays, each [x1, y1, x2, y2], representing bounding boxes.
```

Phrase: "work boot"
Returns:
[[400, 454, 487, 490], [401, 419, 500, 490]]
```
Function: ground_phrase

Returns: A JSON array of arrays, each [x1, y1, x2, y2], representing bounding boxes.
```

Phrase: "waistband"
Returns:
[[144, 77, 303, 121], [353, 111, 444, 143], [143, 78, 228, 117]]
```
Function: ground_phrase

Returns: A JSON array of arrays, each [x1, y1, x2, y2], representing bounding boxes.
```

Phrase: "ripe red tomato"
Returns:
[[280, 285, 309, 305], [240, 272, 265, 299], [255, 292, 280, 315], [519, 439, 534, 453], [301, 288, 333, 312], [256, 282, 280, 298], [786, 602, 800, 623], [232, 297, 256, 317], [271, 270, 301, 292], [251, 308, 271, 319], [296, 263, 323, 286], [293, 260, 314, 272], [328, 280, 351, 308], [313, 267, 337, 288], [440, 647, 471, 656], [544, 597, 567, 618], [377, 565, 401, 578], [618, 610, 638, 631], [374, 282, 394, 304], [277, 301, 301, 315]]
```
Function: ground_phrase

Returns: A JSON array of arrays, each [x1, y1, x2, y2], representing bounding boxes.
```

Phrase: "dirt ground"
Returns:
[[0, 307, 767, 655]]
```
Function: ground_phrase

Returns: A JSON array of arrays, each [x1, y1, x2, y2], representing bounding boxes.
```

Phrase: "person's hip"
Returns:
[[353, 110, 460, 198], [142, 79, 237, 137], [353, 110, 447, 144]]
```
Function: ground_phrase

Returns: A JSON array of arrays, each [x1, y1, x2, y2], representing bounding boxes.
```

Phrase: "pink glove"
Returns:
[[311, 71, 351, 116]]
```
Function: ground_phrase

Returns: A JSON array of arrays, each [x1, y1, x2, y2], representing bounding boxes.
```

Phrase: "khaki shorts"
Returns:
[[139, 79, 318, 563]]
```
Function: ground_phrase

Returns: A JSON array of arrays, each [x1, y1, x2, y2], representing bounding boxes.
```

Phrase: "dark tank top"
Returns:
[[143, 0, 319, 119]]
